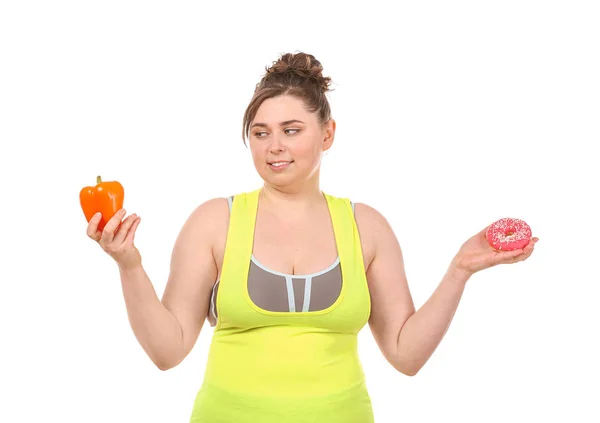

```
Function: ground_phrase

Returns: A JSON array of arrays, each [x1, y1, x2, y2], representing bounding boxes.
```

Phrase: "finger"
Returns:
[[524, 240, 536, 253], [113, 213, 138, 245], [124, 216, 141, 245], [87, 212, 103, 241], [521, 243, 536, 260], [517, 238, 538, 258], [522, 247, 535, 260], [100, 208, 126, 244], [494, 249, 524, 265]]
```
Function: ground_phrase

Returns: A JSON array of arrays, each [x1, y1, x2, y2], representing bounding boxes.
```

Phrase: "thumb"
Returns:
[[479, 225, 490, 238]]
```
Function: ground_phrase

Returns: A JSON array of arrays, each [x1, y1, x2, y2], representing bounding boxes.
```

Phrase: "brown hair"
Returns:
[[242, 52, 334, 145]]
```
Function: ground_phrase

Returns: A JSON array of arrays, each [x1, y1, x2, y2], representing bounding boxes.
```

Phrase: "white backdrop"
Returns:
[[1, 1, 599, 422]]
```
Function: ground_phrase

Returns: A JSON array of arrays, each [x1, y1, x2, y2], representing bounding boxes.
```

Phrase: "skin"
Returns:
[[87, 94, 539, 374]]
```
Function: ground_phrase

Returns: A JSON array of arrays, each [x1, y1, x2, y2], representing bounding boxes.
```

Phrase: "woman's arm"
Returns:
[[388, 266, 469, 376], [355, 203, 470, 376], [120, 198, 226, 371]]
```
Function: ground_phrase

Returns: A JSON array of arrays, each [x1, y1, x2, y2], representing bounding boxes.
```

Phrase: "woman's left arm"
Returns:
[[355, 203, 538, 377]]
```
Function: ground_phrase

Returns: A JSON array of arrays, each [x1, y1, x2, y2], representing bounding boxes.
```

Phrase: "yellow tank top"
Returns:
[[189, 188, 374, 422]]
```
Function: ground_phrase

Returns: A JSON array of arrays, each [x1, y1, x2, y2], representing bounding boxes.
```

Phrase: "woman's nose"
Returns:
[[269, 135, 284, 152]]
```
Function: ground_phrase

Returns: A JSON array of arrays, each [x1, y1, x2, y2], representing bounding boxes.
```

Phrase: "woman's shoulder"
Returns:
[[352, 201, 391, 232], [189, 196, 230, 217], [179, 196, 232, 239]]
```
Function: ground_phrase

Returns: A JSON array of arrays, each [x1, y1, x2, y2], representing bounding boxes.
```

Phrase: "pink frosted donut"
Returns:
[[486, 218, 532, 251]]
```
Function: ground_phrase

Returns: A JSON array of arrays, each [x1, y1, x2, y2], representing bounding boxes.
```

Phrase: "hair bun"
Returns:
[[263, 52, 332, 93]]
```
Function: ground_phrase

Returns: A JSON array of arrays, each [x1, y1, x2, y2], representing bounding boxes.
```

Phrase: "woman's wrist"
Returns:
[[448, 257, 473, 286]]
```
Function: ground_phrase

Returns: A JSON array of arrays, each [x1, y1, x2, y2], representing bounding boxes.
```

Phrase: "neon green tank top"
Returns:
[[189, 188, 374, 422]]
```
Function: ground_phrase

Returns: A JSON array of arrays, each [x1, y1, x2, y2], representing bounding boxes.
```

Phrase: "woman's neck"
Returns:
[[259, 180, 324, 218]]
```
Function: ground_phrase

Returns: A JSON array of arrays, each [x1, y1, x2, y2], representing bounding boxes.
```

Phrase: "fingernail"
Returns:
[[95, 212, 102, 219]]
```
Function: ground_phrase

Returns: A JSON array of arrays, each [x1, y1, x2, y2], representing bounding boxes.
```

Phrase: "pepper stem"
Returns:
[[97, 175, 102, 184]]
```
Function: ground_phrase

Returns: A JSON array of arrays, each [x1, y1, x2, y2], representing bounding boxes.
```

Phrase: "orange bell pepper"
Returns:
[[80, 175, 125, 232]]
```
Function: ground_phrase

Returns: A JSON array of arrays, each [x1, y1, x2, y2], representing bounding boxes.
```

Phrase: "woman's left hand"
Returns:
[[451, 226, 539, 278]]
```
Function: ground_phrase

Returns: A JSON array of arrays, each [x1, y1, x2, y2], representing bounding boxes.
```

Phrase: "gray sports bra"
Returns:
[[208, 196, 355, 326]]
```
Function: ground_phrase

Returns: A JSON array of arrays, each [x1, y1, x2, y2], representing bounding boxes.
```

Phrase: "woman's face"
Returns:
[[248, 95, 335, 189]]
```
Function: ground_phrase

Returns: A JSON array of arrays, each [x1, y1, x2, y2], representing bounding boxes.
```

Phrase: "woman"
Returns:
[[86, 52, 538, 422]]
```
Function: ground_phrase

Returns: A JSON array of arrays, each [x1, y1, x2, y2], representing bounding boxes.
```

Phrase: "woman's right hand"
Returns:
[[87, 208, 142, 270]]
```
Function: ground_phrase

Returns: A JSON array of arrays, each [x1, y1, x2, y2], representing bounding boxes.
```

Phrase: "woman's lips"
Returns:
[[268, 160, 293, 171]]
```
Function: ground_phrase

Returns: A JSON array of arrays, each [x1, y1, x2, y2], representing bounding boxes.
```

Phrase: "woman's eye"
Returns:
[[254, 129, 299, 138]]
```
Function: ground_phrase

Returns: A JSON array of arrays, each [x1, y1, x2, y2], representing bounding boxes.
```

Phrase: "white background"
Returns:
[[1, 1, 599, 422]]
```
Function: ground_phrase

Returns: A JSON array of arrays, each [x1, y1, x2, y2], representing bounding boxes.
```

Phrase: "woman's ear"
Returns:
[[323, 119, 336, 151]]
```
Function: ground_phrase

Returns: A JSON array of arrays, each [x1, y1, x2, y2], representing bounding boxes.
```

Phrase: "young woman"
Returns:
[[86, 52, 538, 422]]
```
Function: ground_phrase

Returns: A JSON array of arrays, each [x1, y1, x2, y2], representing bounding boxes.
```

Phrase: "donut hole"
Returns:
[[506, 231, 514, 236]]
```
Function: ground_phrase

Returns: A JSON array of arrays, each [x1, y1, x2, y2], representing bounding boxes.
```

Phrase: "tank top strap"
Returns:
[[216, 189, 260, 329], [322, 193, 367, 289]]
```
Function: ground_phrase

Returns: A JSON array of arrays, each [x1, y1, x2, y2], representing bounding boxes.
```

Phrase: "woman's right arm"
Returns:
[[88, 198, 226, 371]]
